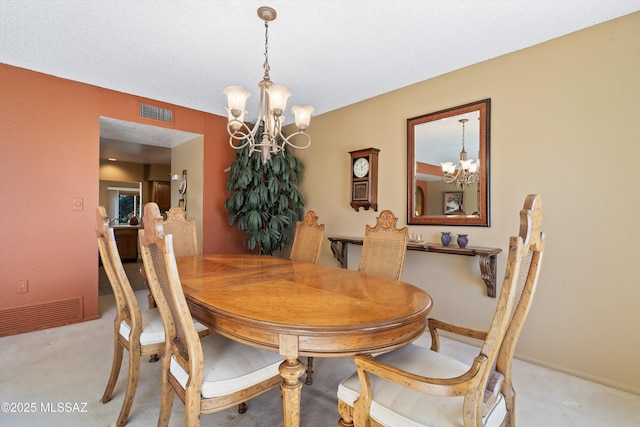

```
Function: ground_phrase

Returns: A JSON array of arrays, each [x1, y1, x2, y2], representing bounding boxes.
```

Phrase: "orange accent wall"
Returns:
[[0, 64, 247, 335]]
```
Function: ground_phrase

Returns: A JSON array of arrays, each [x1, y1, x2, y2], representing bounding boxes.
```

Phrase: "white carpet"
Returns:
[[0, 291, 638, 426]]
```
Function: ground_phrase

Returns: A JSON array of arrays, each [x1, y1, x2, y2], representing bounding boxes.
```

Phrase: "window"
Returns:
[[107, 183, 142, 224]]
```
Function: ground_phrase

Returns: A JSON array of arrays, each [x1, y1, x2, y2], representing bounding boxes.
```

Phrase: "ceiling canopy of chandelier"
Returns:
[[441, 118, 480, 188], [224, 6, 314, 164]]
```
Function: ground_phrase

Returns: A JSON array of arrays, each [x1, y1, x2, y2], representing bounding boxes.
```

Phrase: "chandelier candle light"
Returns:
[[224, 6, 314, 164], [441, 118, 480, 188]]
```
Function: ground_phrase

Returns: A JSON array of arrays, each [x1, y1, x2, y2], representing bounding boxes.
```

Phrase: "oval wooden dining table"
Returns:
[[175, 254, 432, 427]]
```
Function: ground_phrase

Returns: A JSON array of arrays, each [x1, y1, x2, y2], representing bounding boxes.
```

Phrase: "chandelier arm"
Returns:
[[254, 81, 268, 135], [227, 118, 274, 150], [279, 131, 312, 150], [442, 168, 480, 187], [227, 121, 253, 147], [248, 118, 262, 141], [228, 136, 251, 150], [442, 171, 458, 184]]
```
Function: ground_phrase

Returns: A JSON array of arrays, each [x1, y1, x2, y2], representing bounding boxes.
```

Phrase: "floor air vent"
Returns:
[[140, 103, 174, 122], [0, 297, 83, 336]]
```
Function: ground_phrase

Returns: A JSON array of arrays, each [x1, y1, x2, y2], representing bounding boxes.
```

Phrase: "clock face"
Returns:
[[353, 157, 370, 178]]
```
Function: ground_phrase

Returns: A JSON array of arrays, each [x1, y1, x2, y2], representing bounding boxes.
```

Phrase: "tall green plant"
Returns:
[[224, 130, 305, 255]]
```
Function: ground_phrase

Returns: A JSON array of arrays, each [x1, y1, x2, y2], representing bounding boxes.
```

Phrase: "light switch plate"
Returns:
[[17, 280, 28, 293]]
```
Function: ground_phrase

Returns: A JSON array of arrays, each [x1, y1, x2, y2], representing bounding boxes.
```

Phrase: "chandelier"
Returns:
[[441, 118, 480, 188], [224, 6, 314, 164]]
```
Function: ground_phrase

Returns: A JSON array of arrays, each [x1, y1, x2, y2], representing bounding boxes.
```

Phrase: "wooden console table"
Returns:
[[328, 236, 502, 297]]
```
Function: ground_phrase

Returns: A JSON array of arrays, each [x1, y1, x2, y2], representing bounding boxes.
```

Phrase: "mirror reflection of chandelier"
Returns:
[[441, 118, 480, 188], [224, 6, 314, 164]]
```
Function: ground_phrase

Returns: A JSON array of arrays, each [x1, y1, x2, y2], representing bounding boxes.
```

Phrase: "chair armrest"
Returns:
[[428, 318, 488, 351], [352, 353, 488, 426]]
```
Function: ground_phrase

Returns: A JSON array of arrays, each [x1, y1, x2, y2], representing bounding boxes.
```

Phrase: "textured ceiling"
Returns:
[[99, 118, 201, 164], [2, 0, 638, 164]]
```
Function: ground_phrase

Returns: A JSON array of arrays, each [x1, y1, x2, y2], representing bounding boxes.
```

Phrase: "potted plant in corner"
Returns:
[[224, 128, 305, 255]]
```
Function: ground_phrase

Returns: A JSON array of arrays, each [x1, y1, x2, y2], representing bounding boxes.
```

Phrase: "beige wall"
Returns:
[[294, 12, 640, 393], [171, 136, 204, 253]]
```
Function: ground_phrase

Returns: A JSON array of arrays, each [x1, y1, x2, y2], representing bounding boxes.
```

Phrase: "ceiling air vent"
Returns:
[[139, 103, 173, 122]]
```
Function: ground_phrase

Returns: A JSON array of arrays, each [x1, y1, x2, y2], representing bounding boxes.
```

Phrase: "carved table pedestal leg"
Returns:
[[280, 357, 305, 427]]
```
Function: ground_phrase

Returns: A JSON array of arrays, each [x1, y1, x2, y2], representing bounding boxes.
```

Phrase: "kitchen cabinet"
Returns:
[[113, 227, 139, 262], [150, 180, 171, 212]]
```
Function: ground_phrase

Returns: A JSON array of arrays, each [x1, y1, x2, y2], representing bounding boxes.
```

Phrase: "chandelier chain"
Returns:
[[263, 20, 270, 80]]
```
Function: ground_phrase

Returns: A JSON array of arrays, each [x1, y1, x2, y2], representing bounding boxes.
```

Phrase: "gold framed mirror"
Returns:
[[407, 99, 490, 226]]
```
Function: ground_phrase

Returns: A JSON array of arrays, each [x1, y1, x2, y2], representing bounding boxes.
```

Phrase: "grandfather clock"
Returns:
[[349, 148, 379, 211]]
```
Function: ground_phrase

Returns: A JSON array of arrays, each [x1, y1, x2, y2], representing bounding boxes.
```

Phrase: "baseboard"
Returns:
[[512, 353, 640, 396], [439, 331, 640, 396]]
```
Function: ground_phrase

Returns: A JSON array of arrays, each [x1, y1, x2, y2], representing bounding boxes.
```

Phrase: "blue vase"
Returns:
[[441, 232, 451, 247], [457, 234, 469, 248]]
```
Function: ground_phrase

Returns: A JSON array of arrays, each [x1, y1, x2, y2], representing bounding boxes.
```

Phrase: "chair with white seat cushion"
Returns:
[[337, 194, 545, 427], [97, 206, 208, 427], [97, 205, 166, 427], [139, 202, 283, 427]]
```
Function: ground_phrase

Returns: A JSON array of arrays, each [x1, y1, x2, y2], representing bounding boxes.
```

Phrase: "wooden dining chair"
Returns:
[[138, 202, 283, 427], [96, 206, 167, 427], [290, 210, 324, 263], [337, 194, 545, 427], [288, 210, 325, 385], [162, 206, 199, 257], [358, 210, 408, 280]]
